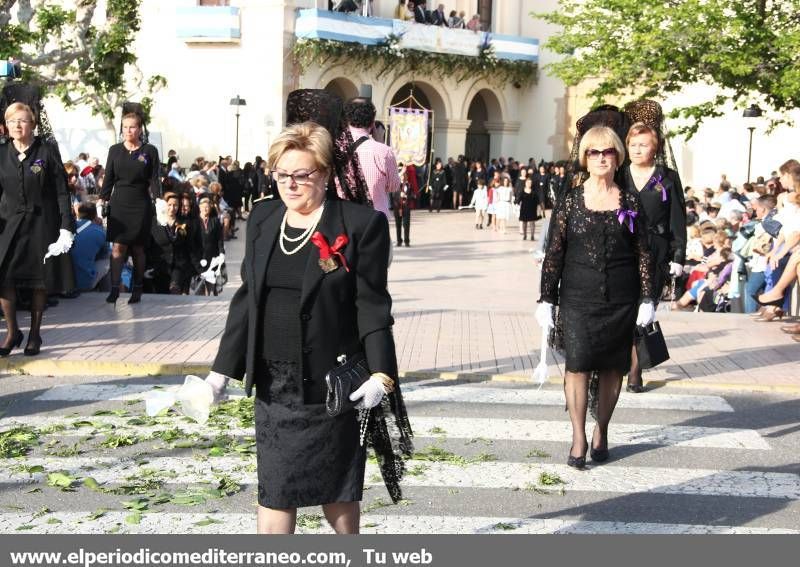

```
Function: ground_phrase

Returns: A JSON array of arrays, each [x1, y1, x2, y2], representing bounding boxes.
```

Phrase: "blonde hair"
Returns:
[[268, 122, 333, 175], [121, 112, 142, 127], [578, 126, 625, 169], [4, 102, 35, 124], [626, 121, 659, 151]]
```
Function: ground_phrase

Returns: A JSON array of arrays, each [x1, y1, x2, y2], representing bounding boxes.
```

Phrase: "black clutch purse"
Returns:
[[635, 322, 670, 369], [325, 352, 370, 417]]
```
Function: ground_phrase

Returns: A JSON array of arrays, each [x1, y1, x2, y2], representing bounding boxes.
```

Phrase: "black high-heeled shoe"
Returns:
[[567, 443, 588, 470], [590, 439, 610, 463], [23, 337, 41, 356], [754, 293, 783, 308], [128, 285, 143, 305], [626, 383, 645, 393], [106, 286, 120, 304], [0, 330, 24, 357]]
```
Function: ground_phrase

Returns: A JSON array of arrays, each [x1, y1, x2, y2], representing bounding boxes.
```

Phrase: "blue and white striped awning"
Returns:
[[295, 9, 538, 63]]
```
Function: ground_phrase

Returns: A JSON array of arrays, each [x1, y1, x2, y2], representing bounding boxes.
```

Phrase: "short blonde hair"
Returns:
[[578, 126, 625, 169], [4, 102, 35, 124], [268, 122, 333, 175]]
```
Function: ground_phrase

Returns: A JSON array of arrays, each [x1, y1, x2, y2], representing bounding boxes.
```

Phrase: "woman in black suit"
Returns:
[[147, 192, 201, 294], [0, 102, 73, 356], [204, 122, 411, 534], [99, 112, 161, 304], [195, 193, 225, 295], [619, 122, 686, 392]]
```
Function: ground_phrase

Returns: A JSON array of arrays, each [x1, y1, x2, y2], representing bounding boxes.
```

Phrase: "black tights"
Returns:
[[1, 286, 46, 347], [564, 370, 623, 457], [110, 243, 145, 289]]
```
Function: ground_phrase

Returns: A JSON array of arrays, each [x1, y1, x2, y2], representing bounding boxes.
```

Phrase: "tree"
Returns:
[[534, 0, 800, 137], [0, 0, 165, 134]]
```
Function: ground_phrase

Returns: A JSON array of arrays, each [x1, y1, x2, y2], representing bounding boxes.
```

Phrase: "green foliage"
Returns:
[[0, 426, 40, 458], [293, 38, 537, 89], [534, 0, 800, 137], [1, 0, 166, 128]]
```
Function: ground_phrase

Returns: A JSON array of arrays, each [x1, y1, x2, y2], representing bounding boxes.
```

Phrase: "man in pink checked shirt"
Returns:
[[343, 98, 401, 222]]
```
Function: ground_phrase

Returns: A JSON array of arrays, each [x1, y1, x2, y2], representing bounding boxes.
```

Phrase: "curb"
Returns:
[[2, 360, 798, 394]]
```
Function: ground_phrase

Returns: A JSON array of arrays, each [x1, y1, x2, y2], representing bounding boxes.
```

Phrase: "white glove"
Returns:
[[208, 253, 225, 270], [349, 375, 388, 409], [669, 262, 683, 277], [204, 371, 230, 405], [636, 302, 656, 326], [535, 302, 554, 330], [144, 268, 155, 279], [200, 259, 208, 268], [43, 229, 75, 263], [201, 268, 217, 283]]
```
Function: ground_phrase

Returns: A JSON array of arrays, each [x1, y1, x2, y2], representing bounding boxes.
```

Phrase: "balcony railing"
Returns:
[[176, 6, 241, 43], [295, 9, 538, 63]]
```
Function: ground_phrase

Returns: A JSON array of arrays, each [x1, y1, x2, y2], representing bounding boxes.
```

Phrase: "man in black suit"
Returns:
[[430, 3, 448, 26], [413, 0, 428, 23]]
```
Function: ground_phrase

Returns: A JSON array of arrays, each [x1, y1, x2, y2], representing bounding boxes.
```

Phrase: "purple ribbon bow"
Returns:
[[649, 175, 667, 202], [616, 208, 638, 233]]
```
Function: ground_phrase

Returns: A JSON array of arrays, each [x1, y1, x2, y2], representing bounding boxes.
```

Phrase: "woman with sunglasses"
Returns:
[[619, 122, 686, 392], [537, 126, 654, 469]]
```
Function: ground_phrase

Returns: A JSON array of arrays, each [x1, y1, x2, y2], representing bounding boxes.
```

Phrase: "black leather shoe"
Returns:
[[23, 338, 41, 356], [106, 286, 120, 304], [567, 455, 586, 470], [0, 330, 24, 357], [128, 285, 143, 305], [626, 382, 645, 393], [590, 447, 609, 462]]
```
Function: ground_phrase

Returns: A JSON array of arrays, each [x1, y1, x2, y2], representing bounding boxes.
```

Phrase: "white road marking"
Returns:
[[0, 512, 795, 534]]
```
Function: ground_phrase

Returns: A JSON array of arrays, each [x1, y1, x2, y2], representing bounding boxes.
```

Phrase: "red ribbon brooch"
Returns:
[[311, 232, 350, 273]]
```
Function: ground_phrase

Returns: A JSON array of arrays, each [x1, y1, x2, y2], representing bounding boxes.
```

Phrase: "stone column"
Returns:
[[485, 120, 521, 160]]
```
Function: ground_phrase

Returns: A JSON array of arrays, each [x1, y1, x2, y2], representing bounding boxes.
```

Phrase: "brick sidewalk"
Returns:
[[1, 210, 797, 389]]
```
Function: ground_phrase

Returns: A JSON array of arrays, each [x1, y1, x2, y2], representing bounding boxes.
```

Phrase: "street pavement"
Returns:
[[0, 208, 798, 534]]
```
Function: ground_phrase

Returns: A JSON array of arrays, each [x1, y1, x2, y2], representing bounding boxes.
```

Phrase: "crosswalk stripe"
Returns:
[[32, 383, 734, 413], [402, 386, 735, 412], [0, 512, 796, 534], [0, 415, 769, 451], [2, 458, 798, 500]]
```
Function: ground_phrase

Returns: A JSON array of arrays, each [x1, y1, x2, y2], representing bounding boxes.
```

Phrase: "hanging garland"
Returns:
[[292, 35, 537, 88]]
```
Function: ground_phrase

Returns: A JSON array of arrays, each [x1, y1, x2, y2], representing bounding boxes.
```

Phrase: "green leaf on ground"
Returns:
[[12, 464, 45, 476], [83, 477, 103, 491], [0, 426, 40, 458], [427, 426, 447, 435], [296, 514, 323, 530], [413, 445, 469, 466], [193, 517, 223, 527], [121, 497, 149, 511], [92, 409, 130, 417], [493, 522, 517, 531], [46, 472, 75, 489], [124, 511, 142, 525], [539, 472, 565, 486], [101, 434, 139, 448], [46, 517, 62, 525], [525, 449, 550, 459], [32, 507, 51, 519], [15, 525, 34, 531], [87, 509, 106, 521]]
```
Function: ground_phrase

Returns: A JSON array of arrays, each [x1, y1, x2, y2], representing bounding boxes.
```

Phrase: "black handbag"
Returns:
[[324, 352, 370, 417], [635, 322, 670, 369]]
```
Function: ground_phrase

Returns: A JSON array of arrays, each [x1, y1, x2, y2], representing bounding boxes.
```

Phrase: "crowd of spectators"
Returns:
[[334, 0, 484, 31]]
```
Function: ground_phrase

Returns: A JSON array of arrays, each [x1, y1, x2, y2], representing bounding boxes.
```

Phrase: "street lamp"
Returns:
[[742, 104, 762, 183], [229, 95, 247, 162]]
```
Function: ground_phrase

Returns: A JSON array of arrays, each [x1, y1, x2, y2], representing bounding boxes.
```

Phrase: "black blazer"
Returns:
[[212, 199, 397, 399]]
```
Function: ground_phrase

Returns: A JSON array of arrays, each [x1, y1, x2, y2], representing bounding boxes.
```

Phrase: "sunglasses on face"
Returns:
[[585, 148, 616, 160]]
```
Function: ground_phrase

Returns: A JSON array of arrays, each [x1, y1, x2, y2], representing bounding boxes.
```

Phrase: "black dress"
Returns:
[[517, 189, 538, 222], [255, 225, 365, 509], [539, 186, 653, 374], [534, 173, 548, 207], [0, 138, 73, 291], [100, 143, 161, 245], [619, 165, 687, 299]]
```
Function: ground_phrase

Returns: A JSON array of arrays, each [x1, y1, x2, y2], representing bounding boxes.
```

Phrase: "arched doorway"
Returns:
[[465, 89, 503, 164], [323, 78, 358, 102]]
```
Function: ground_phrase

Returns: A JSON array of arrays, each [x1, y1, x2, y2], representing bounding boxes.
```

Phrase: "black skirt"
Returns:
[[254, 360, 366, 509], [560, 300, 637, 375]]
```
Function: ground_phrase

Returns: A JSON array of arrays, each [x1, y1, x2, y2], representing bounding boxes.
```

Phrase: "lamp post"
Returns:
[[229, 95, 247, 162], [742, 104, 762, 183]]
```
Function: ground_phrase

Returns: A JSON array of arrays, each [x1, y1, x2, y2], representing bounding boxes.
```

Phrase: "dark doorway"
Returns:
[[477, 0, 492, 31], [466, 94, 490, 164]]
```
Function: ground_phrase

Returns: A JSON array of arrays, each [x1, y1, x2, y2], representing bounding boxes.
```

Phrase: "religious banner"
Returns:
[[388, 107, 429, 167]]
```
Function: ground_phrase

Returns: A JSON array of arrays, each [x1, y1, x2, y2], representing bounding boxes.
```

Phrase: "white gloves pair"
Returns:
[[538, 300, 655, 328], [43, 229, 74, 263], [349, 375, 389, 410], [669, 262, 684, 277], [204, 371, 230, 405], [200, 254, 226, 283]]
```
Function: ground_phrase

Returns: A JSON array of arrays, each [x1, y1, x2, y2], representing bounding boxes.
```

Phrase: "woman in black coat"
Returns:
[[203, 122, 411, 534], [147, 192, 201, 294], [195, 193, 225, 295], [428, 161, 447, 212], [619, 122, 686, 392], [99, 112, 161, 305], [0, 102, 73, 356]]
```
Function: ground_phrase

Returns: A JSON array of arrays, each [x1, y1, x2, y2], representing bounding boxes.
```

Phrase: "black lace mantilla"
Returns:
[[366, 385, 414, 503]]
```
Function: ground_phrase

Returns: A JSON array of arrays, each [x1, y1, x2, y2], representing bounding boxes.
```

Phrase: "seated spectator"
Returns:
[[674, 248, 733, 311], [64, 162, 85, 217], [466, 14, 481, 31], [70, 202, 110, 292]]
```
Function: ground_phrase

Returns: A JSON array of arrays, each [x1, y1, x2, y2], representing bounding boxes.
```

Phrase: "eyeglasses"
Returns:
[[273, 168, 318, 185], [585, 148, 617, 160], [6, 119, 33, 126]]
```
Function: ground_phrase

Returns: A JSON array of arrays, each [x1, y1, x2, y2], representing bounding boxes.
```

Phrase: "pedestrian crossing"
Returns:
[[1, 378, 798, 534]]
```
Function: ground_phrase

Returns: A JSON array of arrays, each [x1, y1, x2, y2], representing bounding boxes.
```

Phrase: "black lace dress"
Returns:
[[254, 226, 365, 509], [539, 185, 653, 374]]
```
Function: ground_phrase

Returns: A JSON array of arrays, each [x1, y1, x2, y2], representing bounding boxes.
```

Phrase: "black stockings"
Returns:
[[564, 370, 623, 457], [1, 286, 46, 347], [110, 243, 145, 288]]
